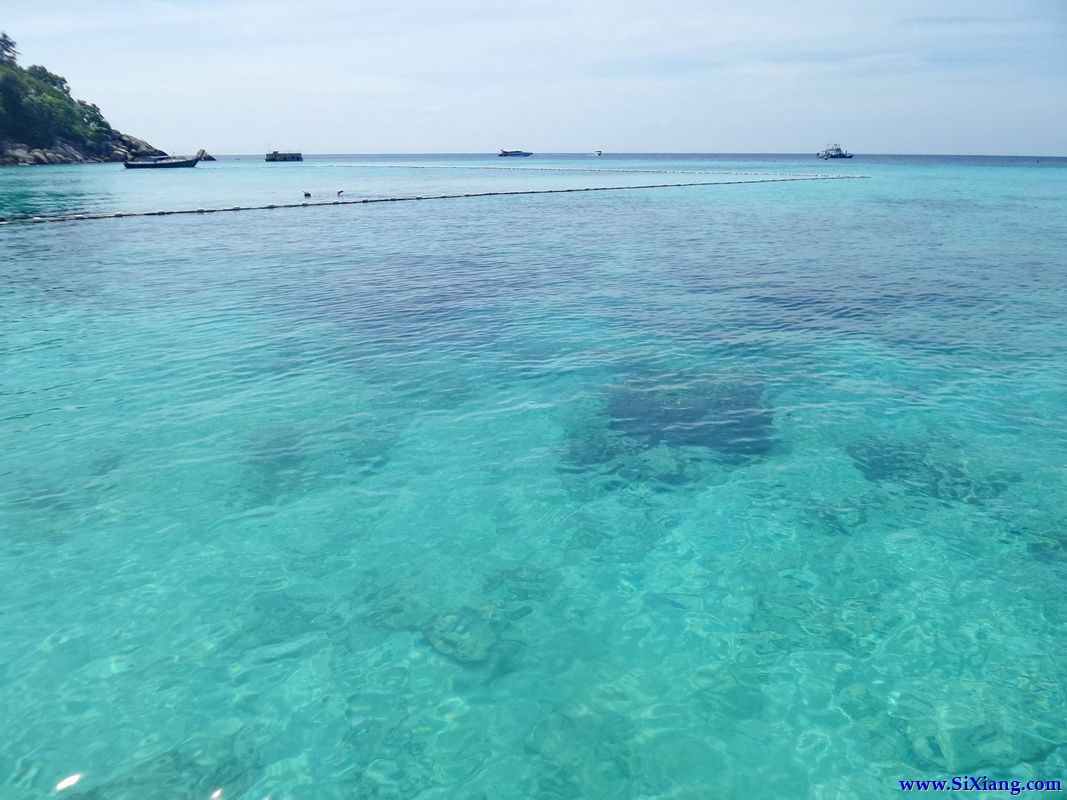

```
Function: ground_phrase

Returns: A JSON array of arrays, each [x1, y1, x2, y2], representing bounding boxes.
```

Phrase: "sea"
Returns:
[[1, 153, 1066, 799]]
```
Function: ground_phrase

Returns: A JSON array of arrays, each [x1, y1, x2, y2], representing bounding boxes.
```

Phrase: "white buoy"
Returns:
[[56, 774, 83, 791]]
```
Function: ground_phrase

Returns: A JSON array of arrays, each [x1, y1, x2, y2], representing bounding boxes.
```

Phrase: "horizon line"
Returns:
[[197, 151, 1065, 159]]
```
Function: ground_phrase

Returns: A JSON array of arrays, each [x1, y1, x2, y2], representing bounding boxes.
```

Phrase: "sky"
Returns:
[[2, 0, 1065, 155]]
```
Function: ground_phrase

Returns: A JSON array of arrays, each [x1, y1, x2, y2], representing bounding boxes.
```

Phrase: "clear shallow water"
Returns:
[[1, 154, 1066, 799], [0, 153, 866, 222]]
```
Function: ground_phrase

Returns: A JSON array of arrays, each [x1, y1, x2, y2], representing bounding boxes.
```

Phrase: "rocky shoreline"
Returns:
[[1, 132, 171, 166]]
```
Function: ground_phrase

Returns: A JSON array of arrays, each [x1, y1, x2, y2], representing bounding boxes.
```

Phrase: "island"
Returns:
[[0, 30, 169, 166]]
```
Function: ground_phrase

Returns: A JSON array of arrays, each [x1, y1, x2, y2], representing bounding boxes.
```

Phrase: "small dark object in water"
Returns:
[[337, 190, 343, 196], [303, 191, 311, 198]]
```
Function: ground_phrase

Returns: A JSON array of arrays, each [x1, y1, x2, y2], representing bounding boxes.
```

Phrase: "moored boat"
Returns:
[[265, 150, 303, 162], [124, 149, 206, 169], [498, 149, 533, 157], [817, 144, 853, 159]]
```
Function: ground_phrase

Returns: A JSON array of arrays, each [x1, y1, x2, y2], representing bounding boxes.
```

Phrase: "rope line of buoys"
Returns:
[[0, 175, 868, 227]]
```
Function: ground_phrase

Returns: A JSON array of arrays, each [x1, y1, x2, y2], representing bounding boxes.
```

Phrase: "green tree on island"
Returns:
[[0, 30, 149, 160], [0, 31, 17, 66]]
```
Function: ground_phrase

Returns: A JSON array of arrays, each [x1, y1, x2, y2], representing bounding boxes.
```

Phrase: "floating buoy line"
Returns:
[[0, 174, 867, 228]]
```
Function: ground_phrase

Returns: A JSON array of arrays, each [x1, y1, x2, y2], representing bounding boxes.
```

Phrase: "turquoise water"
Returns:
[[1, 154, 1066, 799]]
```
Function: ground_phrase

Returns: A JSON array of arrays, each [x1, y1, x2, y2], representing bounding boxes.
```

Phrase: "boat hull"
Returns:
[[124, 149, 205, 169], [498, 151, 532, 157], [123, 159, 200, 169], [817, 144, 853, 159]]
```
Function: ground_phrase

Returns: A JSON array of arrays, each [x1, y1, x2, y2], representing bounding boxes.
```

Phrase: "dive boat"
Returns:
[[125, 149, 206, 169], [498, 149, 533, 157], [817, 144, 853, 159]]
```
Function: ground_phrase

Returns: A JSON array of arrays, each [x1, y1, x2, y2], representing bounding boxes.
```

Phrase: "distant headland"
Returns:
[[0, 31, 169, 166]]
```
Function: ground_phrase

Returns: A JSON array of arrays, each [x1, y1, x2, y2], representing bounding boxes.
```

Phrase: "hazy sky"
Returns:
[[3, 0, 1066, 155]]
